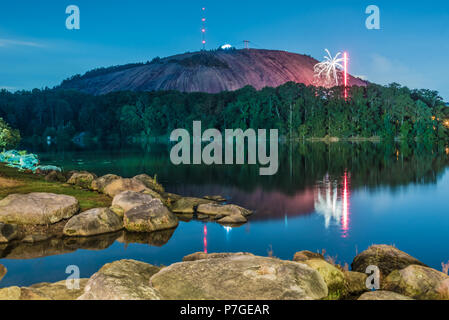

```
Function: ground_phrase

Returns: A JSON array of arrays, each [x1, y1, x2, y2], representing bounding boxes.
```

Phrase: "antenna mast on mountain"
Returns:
[[243, 40, 250, 49], [201, 7, 206, 50]]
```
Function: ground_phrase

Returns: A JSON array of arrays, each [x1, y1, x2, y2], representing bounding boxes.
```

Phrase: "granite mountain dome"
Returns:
[[60, 49, 366, 95]]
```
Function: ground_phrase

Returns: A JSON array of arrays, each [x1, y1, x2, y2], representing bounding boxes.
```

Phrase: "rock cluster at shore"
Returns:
[[0, 245, 448, 301], [0, 169, 253, 245]]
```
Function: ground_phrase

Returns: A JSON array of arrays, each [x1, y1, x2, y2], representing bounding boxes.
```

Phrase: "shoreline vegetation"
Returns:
[[0, 160, 448, 300]]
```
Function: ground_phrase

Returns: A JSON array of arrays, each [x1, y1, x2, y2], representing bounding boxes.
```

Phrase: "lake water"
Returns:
[[1, 141, 449, 287]]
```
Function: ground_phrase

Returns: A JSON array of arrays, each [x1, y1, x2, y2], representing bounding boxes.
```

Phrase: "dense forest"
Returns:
[[0, 82, 448, 143]]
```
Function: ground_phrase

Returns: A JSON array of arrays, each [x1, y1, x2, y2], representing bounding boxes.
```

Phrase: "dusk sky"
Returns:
[[0, 0, 448, 99]]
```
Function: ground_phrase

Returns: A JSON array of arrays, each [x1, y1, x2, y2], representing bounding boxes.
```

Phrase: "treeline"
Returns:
[[0, 82, 448, 142]]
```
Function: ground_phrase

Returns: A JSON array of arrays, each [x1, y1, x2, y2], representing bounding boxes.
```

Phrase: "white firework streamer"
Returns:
[[314, 49, 345, 87]]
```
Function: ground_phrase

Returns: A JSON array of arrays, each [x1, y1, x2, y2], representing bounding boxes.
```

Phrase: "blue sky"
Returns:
[[0, 0, 448, 100]]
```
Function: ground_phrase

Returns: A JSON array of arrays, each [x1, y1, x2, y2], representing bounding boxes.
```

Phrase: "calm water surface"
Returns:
[[1, 141, 449, 287]]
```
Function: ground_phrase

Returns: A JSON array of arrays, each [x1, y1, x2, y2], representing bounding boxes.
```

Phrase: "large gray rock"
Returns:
[[150, 254, 328, 300], [0, 223, 19, 243], [133, 174, 165, 194], [382, 265, 449, 300], [103, 178, 148, 198], [170, 197, 212, 214], [358, 290, 414, 300], [91, 174, 121, 192], [67, 171, 97, 189], [63, 208, 123, 237], [197, 203, 252, 217], [78, 259, 161, 300], [0, 193, 79, 225], [124, 200, 178, 233], [111, 191, 154, 217], [351, 245, 427, 277], [59, 49, 367, 96]]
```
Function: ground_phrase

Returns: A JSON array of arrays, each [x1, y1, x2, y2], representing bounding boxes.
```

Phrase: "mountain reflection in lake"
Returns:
[[1, 141, 449, 287]]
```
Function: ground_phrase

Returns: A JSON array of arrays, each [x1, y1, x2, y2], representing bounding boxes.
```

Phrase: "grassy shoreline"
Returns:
[[0, 164, 111, 211]]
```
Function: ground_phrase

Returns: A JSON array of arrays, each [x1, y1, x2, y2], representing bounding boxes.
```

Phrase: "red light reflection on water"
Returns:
[[203, 224, 208, 253], [341, 171, 351, 238]]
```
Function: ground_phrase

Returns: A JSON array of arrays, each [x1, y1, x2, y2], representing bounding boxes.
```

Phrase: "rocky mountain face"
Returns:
[[60, 49, 367, 95]]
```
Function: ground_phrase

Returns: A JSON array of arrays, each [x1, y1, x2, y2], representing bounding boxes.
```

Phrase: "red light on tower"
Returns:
[[201, 7, 206, 50]]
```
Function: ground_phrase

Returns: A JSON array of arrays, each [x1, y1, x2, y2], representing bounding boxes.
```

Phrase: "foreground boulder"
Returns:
[[170, 197, 212, 214], [351, 245, 427, 277], [0, 223, 18, 243], [0, 287, 45, 300], [124, 200, 178, 233], [103, 178, 148, 198], [382, 265, 449, 300], [0, 264, 6, 282], [0, 280, 88, 300], [90, 174, 121, 193], [67, 171, 97, 189], [344, 271, 368, 296], [133, 174, 164, 194], [0, 193, 79, 225], [78, 260, 161, 300], [63, 208, 123, 237], [358, 290, 414, 300], [28, 279, 88, 300], [300, 258, 347, 299], [111, 191, 154, 217], [150, 254, 328, 300]]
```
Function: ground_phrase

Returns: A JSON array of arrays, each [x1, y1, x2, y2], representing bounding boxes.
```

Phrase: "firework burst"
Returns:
[[314, 49, 345, 87]]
